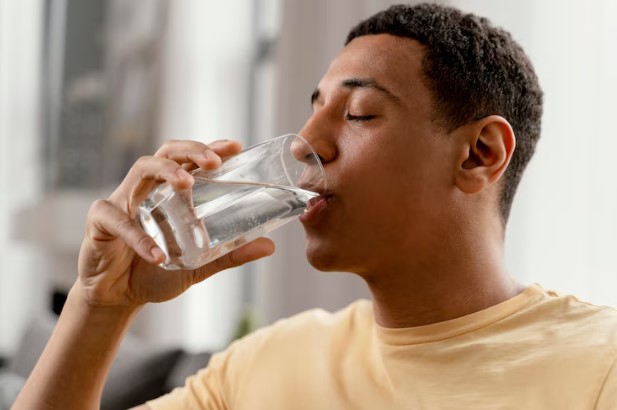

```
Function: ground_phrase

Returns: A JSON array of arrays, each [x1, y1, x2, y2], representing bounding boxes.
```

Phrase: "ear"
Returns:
[[454, 115, 516, 194]]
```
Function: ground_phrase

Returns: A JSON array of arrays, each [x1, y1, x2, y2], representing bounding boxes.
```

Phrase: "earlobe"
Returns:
[[454, 116, 516, 194]]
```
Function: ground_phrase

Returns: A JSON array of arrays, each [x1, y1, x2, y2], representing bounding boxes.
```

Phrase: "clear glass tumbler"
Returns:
[[137, 134, 326, 270]]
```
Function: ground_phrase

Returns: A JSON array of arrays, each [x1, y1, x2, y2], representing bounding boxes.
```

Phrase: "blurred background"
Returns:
[[1, 0, 616, 360]]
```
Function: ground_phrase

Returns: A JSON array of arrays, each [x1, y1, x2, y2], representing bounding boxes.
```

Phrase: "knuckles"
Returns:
[[154, 141, 177, 156], [84, 199, 112, 238], [155, 140, 210, 158], [136, 233, 154, 251], [152, 139, 244, 163], [87, 199, 110, 219], [115, 216, 136, 235], [133, 155, 154, 168]]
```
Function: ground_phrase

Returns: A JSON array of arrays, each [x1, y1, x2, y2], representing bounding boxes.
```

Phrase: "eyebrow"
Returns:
[[310, 77, 402, 106]]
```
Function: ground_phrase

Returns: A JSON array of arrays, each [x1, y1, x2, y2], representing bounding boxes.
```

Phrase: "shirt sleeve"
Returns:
[[146, 351, 231, 410], [145, 324, 271, 410], [595, 355, 617, 409]]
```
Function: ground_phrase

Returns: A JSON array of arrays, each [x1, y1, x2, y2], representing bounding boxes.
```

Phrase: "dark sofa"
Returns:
[[0, 313, 212, 409]]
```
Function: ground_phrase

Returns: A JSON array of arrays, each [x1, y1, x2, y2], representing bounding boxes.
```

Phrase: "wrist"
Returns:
[[68, 280, 142, 320], [68, 278, 144, 315]]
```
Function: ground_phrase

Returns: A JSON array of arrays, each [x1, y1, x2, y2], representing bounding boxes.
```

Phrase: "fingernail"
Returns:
[[151, 247, 165, 262], [204, 150, 222, 166], [176, 168, 192, 179], [204, 150, 216, 160]]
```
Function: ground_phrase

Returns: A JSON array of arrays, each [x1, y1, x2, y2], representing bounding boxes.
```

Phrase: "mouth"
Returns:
[[300, 192, 331, 224]]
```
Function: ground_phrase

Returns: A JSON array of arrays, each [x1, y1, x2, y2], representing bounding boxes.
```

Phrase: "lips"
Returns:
[[300, 194, 330, 224]]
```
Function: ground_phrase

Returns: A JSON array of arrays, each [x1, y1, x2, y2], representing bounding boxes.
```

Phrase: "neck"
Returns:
[[365, 222, 525, 329]]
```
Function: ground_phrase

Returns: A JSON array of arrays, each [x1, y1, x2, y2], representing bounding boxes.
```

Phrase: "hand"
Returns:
[[77, 139, 275, 309]]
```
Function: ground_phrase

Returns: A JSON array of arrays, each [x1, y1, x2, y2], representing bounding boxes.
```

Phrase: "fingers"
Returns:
[[208, 139, 243, 158], [100, 138, 245, 253], [109, 156, 194, 216], [155, 139, 242, 170], [155, 140, 221, 170], [110, 139, 242, 216], [220, 237, 275, 268], [191, 237, 275, 283], [87, 199, 166, 265]]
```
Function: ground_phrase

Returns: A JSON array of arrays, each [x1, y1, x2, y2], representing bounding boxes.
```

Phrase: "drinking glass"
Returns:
[[138, 134, 326, 270]]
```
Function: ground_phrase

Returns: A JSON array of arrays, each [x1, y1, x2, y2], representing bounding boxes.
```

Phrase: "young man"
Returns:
[[14, 3, 617, 409]]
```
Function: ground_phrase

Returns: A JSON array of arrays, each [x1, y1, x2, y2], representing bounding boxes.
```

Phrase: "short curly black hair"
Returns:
[[346, 3, 543, 224]]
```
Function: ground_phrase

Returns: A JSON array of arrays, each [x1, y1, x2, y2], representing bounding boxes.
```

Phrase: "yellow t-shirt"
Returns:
[[147, 284, 617, 409]]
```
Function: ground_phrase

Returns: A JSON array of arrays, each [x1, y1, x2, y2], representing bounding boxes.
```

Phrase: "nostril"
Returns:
[[306, 153, 325, 163]]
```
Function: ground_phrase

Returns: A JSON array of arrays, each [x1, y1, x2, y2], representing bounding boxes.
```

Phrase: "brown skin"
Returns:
[[298, 34, 524, 327], [77, 138, 275, 309], [14, 34, 524, 410], [13, 139, 274, 410]]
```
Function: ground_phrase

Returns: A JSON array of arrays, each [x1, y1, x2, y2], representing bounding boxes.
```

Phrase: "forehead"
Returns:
[[318, 34, 431, 109]]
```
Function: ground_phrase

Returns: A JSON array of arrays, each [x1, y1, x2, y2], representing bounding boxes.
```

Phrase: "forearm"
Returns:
[[13, 281, 141, 410]]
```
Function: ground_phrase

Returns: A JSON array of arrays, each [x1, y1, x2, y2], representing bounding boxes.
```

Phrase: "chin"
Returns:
[[304, 240, 342, 272], [304, 238, 369, 273]]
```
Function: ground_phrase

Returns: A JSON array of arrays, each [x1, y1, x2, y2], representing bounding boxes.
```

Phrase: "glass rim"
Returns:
[[253, 133, 327, 193]]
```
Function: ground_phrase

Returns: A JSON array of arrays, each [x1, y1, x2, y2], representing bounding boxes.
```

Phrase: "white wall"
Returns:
[[2, 0, 615, 356], [135, 0, 256, 351], [0, 0, 258, 354], [255, 0, 422, 325], [256, 0, 617, 326], [0, 0, 46, 355], [453, 0, 617, 306]]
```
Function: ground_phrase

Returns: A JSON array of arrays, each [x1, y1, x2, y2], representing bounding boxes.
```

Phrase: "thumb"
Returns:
[[190, 237, 275, 284]]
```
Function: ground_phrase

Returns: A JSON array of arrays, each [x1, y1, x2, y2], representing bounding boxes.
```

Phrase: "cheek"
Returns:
[[339, 157, 410, 234], [343, 146, 443, 229], [338, 127, 446, 198]]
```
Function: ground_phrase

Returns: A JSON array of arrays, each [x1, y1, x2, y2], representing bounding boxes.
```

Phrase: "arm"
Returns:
[[13, 284, 139, 409], [12, 140, 274, 410]]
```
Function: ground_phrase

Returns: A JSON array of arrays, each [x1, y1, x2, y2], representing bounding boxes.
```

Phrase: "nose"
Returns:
[[296, 110, 338, 165], [290, 137, 321, 165], [288, 134, 328, 193]]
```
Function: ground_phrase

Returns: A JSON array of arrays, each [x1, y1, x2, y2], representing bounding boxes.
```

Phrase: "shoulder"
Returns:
[[146, 302, 373, 409], [531, 285, 617, 334], [218, 299, 373, 357], [268, 299, 373, 333], [209, 299, 373, 387], [520, 285, 617, 358], [236, 299, 373, 351]]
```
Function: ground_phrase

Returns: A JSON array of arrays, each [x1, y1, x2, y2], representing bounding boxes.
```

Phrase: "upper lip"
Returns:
[[298, 182, 330, 197], [296, 167, 329, 196], [314, 187, 330, 196], [312, 187, 331, 198]]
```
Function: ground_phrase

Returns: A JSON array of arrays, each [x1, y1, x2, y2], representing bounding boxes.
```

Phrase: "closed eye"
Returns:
[[346, 114, 376, 121]]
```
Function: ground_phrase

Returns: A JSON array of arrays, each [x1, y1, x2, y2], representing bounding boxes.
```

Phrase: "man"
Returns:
[[13, 3, 617, 409]]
